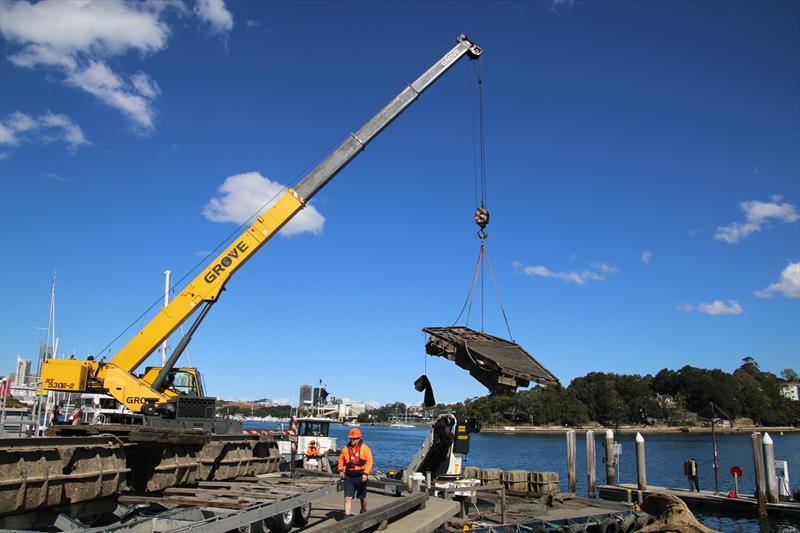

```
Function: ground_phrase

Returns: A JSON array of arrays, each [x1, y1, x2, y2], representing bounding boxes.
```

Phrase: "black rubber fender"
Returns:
[[619, 515, 637, 533], [599, 517, 620, 533], [634, 513, 651, 530]]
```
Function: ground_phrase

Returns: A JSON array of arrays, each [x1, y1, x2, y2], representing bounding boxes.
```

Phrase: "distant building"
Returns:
[[781, 383, 799, 401], [36, 341, 53, 381], [299, 384, 312, 408], [14, 357, 32, 387], [313, 387, 328, 406], [348, 403, 366, 416], [9, 385, 37, 405], [656, 394, 676, 408]]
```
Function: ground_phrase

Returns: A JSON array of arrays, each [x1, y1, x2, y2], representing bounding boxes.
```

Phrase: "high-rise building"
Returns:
[[36, 341, 53, 380], [313, 387, 329, 406], [14, 357, 32, 386], [299, 384, 312, 407]]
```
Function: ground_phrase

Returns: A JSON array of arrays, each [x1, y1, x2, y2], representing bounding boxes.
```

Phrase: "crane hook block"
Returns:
[[474, 207, 490, 229]]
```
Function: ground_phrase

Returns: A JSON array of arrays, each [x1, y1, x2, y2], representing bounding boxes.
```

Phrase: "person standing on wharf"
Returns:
[[338, 427, 373, 516]]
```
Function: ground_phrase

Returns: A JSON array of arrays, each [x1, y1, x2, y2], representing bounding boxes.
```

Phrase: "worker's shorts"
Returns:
[[343, 472, 367, 499]]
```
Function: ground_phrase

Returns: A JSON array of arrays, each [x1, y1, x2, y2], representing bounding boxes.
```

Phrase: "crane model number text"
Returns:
[[204, 241, 249, 283]]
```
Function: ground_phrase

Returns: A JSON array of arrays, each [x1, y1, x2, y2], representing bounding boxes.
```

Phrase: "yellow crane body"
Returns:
[[40, 35, 481, 417], [41, 190, 305, 412]]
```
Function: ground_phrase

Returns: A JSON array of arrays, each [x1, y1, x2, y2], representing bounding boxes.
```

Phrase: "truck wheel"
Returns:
[[265, 509, 294, 532], [293, 504, 311, 526]]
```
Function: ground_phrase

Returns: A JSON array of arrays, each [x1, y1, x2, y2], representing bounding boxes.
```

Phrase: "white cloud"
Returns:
[[514, 260, 617, 285], [0, 0, 232, 132], [42, 172, 65, 182], [66, 61, 159, 130], [591, 262, 619, 274], [0, 111, 89, 151], [754, 262, 800, 299], [679, 300, 745, 315], [0, 1, 170, 57], [203, 172, 325, 237], [195, 0, 234, 35], [641, 250, 653, 264], [715, 195, 799, 244], [683, 300, 743, 315], [546, 0, 574, 12]]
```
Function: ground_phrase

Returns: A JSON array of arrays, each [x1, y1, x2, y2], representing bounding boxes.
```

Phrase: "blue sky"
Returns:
[[1, 0, 798, 406]]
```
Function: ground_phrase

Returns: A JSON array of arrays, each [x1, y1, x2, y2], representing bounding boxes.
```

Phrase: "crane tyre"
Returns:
[[265, 509, 294, 532], [293, 504, 312, 526]]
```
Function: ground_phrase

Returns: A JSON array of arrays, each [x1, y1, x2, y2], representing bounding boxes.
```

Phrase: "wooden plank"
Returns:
[[198, 480, 326, 491], [196, 481, 308, 492], [380, 497, 460, 532], [310, 492, 428, 533], [119, 493, 251, 509], [165, 487, 283, 500], [158, 497, 250, 509]]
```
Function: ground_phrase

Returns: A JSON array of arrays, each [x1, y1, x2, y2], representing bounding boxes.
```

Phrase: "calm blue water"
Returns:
[[246, 421, 800, 532]]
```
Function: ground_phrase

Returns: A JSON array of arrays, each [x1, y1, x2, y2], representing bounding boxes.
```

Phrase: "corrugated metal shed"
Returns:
[[423, 326, 560, 394]]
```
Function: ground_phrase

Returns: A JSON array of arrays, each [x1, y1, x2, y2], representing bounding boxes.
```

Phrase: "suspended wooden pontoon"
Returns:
[[423, 326, 560, 395]]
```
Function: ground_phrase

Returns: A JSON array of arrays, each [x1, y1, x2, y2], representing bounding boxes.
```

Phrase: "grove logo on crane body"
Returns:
[[126, 396, 158, 405], [204, 241, 249, 283]]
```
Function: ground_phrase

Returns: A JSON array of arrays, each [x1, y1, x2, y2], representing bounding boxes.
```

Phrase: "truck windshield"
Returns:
[[298, 421, 329, 437]]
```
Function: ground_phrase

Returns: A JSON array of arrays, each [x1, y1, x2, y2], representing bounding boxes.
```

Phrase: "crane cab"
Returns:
[[141, 367, 206, 398]]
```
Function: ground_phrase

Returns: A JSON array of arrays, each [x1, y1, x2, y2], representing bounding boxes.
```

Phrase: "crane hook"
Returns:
[[475, 207, 489, 240]]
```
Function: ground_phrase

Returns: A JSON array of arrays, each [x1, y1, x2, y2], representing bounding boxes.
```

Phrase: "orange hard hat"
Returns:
[[348, 427, 362, 439]]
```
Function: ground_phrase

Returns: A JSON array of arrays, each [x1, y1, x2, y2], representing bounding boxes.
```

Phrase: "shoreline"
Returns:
[[480, 425, 800, 435]]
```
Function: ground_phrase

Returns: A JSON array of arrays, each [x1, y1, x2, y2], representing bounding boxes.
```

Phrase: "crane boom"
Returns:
[[41, 35, 481, 414]]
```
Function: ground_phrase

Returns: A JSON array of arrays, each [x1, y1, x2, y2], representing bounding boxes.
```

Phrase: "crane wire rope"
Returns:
[[451, 57, 514, 341]]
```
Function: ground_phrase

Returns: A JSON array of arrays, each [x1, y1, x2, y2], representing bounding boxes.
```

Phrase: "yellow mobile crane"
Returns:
[[41, 36, 482, 425]]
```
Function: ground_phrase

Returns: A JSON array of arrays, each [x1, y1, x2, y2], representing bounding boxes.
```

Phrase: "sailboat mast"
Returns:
[[161, 270, 171, 367]]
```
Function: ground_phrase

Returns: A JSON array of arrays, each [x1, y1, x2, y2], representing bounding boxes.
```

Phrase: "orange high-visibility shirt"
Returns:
[[338, 441, 373, 475]]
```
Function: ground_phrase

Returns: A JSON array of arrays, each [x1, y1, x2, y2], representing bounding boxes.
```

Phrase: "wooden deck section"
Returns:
[[300, 487, 459, 532], [599, 483, 800, 518]]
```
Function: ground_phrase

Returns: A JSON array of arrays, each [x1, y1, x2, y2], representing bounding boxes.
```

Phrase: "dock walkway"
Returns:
[[599, 483, 800, 519], [300, 487, 459, 532]]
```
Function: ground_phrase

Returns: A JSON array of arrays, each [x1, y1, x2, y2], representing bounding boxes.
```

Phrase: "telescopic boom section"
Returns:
[[112, 35, 481, 375], [48, 35, 481, 411]]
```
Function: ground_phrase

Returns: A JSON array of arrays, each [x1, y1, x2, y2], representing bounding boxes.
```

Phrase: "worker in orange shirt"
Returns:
[[306, 440, 321, 458], [338, 427, 373, 516]]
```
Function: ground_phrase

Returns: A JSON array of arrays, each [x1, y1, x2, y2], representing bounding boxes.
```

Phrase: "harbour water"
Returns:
[[245, 421, 800, 532]]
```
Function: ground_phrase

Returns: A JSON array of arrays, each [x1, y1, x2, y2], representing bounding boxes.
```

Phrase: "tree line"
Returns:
[[365, 360, 800, 428]]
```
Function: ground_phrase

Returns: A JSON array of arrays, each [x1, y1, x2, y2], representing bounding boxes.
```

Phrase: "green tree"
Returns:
[[781, 368, 799, 381]]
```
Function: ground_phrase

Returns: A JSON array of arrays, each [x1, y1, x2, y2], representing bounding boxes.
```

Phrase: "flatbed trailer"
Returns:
[[0, 473, 341, 533]]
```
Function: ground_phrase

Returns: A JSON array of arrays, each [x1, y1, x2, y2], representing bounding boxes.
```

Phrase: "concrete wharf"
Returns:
[[599, 483, 800, 519]]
